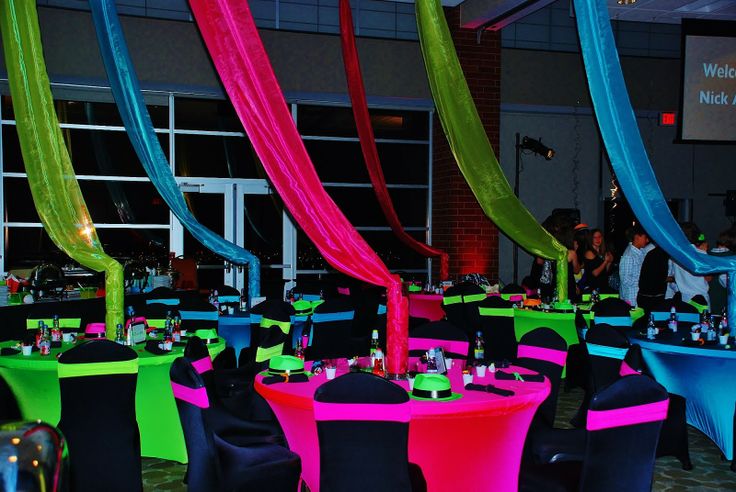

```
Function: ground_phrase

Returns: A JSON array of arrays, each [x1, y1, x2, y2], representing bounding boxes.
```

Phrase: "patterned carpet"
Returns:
[[143, 387, 735, 491]]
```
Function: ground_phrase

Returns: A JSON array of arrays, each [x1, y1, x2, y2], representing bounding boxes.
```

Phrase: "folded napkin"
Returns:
[[464, 383, 515, 397], [0, 347, 20, 356], [495, 371, 545, 383], [261, 373, 310, 385]]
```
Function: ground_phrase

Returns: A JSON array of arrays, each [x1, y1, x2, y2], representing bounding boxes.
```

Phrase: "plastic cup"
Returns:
[[407, 376, 415, 390], [21, 345, 32, 356], [180, 329, 187, 337], [445, 358, 453, 370], [462, 373, 473, 386], [325, 367, 337, 380], [719, 334, 729, 345], [476, 365, 487, 378], [62, 333, 74, 343], [691, 332, 700, 342]]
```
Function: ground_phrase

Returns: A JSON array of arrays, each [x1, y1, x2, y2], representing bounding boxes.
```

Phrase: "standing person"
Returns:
[[666, 222, 712, 307], [619, 224, 653, 306], [581, 228, 614, 293], [637, 244, 671, 313], [708, 227, 736, 314]]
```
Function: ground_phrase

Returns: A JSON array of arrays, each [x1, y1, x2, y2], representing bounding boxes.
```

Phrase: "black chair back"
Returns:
[[591, 297, 633, 329], [408, 320, 469, 359], [57, 340, 141, 492], [255, 305, 293, 364], [307, 298, 357, 360], [442, 283, 484, 340], [477, 296, 517, 361], [585, 324, 632, 392], [314, 372, 414, 492], [142, 302, 180, 330], [178, 297, 219, 333], [145, 286, 180, 306], [516, 328, 567, 427], [579, 375, 668, 492]]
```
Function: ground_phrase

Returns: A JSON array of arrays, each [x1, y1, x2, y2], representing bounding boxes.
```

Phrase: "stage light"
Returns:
[[520, 136, 554, 160]]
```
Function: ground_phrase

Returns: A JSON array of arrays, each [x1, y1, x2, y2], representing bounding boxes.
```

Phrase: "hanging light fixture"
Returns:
[[520, 136, 555, 160], [617, 0, 637, 5]]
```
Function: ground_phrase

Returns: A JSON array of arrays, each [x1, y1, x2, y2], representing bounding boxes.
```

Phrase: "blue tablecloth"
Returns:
[[218, 312, 251, 360], [628, 331, 736, 460]]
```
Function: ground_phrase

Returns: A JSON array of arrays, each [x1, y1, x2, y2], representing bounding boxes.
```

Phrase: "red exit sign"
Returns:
[[659, 112, 676, 126]]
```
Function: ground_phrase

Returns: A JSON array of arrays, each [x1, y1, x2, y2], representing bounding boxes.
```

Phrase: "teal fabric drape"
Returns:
[[574, 0, 736, 324], [89, 0, 260, 298]]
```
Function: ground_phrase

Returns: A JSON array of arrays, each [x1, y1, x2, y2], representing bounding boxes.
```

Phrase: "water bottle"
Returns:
[[212, 290, 220, 313], [721, 309, 728, 335], [668, 305, 678, 332], [115, 323, 125, 345], [474, 331, 485, 361], [51, 315, 61, 342], [39, 327, 50, 356], [239, 288, 247, 311], [370, 329, 379, 356], [126, 305, 135, 321], [36, 320, 45, 348], [647, 314, 657, 340], [294, 337, 304, 360]]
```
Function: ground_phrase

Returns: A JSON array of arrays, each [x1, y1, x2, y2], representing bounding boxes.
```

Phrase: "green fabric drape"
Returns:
[[0, 0, 123, 336], [416, 0, 568, 300]]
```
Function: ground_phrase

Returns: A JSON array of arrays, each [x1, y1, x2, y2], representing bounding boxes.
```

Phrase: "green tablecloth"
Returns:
[[0, 337, 225, 463]]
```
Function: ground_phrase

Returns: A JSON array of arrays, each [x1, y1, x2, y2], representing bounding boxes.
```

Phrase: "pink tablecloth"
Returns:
[[408, 293, 445, 321], [255, 363, 549, 492]]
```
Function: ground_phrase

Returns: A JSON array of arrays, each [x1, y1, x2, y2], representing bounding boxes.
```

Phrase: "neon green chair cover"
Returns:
[[0, 0, 123, 336], [415, 0, 568, 300]]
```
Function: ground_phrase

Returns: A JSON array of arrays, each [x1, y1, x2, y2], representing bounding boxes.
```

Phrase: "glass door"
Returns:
[[172, 178, 294, 297]]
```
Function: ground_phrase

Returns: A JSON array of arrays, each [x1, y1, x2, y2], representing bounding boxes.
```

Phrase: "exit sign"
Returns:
[[659, 112, 676, 126]]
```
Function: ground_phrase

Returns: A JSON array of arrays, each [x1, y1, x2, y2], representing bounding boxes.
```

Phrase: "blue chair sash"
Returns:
[[179, 310, 219, 321], [312, 311, 355, 323], [587, 343, 628, 360], [651, 311, 700, 323], [594, 316, 632, 327]]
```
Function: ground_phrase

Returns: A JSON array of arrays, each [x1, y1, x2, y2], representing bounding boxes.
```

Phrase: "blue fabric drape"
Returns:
[[574, 0, 736, 325], [88, 0, 260, 298]]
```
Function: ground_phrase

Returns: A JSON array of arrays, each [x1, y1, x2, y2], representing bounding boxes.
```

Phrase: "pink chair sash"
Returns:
[[587, 399, 669, 431], [618, 360, 640, 377], [191, 356, 213, 375], [314, 401, 410, 422], [517, 344, 567, 367], [171, 382, 210, 408], [408, 337, 469, 357]]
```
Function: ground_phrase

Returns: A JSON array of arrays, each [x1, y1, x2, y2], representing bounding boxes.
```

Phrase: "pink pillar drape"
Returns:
[[188, 0, 408, 376], [338, 0, 449, 280]]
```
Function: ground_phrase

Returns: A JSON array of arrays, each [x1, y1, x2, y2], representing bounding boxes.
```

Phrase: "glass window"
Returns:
[[174, 98, 245, 132], [175, 134, 262, 178], [296, 228, 428, 271], [243, 194, 284, 266], [4, 227, 168, 271], [376, 143, 429, 185], [305, 140, 368, 183], [4, 177, 170, 225], [2, 126, 167, 177], [323, 187, 427, 228], [1, 96, 167, 128], [298, 105, 429, 140]]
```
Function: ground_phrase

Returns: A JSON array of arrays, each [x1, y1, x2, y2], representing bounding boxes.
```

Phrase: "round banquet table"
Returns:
[[0, 337, 225, 463], [255, 362, 550, 492], [627, 330, 736, 461]]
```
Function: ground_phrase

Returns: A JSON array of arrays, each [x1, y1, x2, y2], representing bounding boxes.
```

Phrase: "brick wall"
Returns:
[[432, 7, 500, 280]]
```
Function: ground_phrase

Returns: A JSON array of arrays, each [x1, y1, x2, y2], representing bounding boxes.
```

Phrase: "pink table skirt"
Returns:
[[255, 361, 549, 492]]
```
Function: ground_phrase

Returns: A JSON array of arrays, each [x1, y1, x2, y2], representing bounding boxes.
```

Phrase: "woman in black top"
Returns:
[[582, 228, 614, 293]]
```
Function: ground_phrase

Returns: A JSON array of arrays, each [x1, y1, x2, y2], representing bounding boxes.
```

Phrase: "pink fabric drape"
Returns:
[[188, 0, 408, 376], [338, 0, 449, 280]]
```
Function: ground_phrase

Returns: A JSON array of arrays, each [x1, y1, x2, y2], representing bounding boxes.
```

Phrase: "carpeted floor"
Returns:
[[142, 387, 735, 491]]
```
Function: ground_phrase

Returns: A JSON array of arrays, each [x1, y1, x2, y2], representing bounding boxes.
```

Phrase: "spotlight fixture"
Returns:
[[617, 0, 636, 5], [520, 136, 554, 160]]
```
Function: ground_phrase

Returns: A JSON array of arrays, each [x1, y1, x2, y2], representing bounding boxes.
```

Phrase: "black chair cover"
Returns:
[[521, 375, 668, 492], [57, 340, 141, 492], [177, 297, 219, 334], [306, 298, 363, 360], [314, 372, 425, 492], [408, 320, 468, 359], [477, 296, 517, 361], [170, 357, 301, 492]]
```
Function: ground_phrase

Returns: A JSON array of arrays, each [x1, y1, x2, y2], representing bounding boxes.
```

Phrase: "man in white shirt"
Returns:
[[666, 223, 712, 307], [619, 224, 652, 306]]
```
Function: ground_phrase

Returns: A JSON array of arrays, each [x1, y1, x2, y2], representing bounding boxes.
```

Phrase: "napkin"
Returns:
[[495, 371, 545, 383], [464, 383, 515, 397], [0, 347, 20, 356], [261, 373, 310, 385]]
